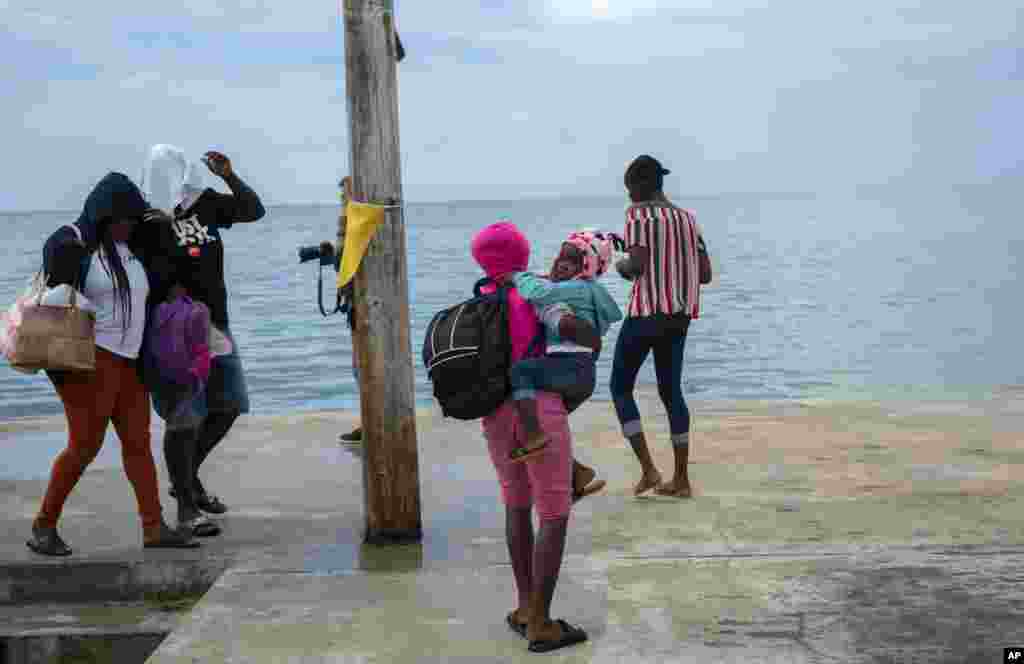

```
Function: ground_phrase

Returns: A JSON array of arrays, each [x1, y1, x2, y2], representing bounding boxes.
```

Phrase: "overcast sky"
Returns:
[[1, 0, 1020, 210]]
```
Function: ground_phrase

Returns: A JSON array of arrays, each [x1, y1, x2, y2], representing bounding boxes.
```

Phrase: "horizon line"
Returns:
[[1, 179, 1009, 215], [0, 189, 824, 216]]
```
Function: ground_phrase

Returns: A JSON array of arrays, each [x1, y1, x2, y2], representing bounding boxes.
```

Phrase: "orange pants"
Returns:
[[37, 347, 163, 532]]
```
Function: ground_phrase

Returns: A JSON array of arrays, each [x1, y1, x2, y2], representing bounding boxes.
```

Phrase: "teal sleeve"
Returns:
[[592, 283, 624, 336], [511, 272, 562, 307]]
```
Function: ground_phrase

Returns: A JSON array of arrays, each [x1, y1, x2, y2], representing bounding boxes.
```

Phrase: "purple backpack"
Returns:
[[149, 297, 210, 385]]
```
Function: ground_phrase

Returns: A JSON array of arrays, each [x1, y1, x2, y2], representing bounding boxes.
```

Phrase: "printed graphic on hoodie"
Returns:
[[171, 216, 217, 248]]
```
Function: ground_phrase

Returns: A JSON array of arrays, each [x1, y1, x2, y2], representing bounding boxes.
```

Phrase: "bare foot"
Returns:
[[507, 608, 530, 637], [573, 464, 596, 494], [633, 470, 662, 496], [510, 608, 531, 623], [654, 479, 692, 498], [573, 478, 607, 504]]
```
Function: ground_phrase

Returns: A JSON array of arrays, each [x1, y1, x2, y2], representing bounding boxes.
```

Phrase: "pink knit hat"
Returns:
[[471, 221, 530, 279], [564, 230, 622, 279]]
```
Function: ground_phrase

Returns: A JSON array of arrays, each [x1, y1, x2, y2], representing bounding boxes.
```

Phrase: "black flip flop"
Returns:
[[26, 529, 72, 557], [506, 612, 527, 639], [509, 443, 548, 464], [527, 619, 588, 653]]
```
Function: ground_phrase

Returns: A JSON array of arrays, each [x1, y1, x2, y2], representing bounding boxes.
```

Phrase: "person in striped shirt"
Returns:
[[610, 155, 713, 498]]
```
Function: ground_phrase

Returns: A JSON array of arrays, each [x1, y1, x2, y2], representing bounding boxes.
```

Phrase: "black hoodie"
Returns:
[[42, 172, 151, 288], [144, 181, 265, 329], [41, 173, 168, 384]]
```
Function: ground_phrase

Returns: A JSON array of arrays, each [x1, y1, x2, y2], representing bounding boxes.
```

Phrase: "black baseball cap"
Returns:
[[625, 155, 670, 193]]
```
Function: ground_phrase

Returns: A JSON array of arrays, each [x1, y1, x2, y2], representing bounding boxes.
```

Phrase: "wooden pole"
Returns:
[[342, 0, 422, 543]]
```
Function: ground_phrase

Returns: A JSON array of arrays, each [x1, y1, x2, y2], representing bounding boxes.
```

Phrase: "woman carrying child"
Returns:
[[472, 221, 594, 653]]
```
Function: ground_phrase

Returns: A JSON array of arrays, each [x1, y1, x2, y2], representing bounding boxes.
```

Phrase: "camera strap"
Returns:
[[317, 261, 346, 318]]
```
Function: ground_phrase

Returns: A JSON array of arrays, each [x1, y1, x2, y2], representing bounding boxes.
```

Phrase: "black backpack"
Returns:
[[422, 278, 513, 420]]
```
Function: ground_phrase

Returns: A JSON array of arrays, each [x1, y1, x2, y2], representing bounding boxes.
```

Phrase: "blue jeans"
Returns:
[[510, 352, 597, 415], [205, 327, 250, 415], [610, 313, 691, 437]]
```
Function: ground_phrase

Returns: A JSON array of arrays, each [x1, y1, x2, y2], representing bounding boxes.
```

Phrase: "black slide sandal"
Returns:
[[27, 529, 72, 557], [528, 619, 588, 653]]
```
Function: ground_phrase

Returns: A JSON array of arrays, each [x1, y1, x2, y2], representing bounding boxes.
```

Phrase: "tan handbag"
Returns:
[[8, 274, 96, 373]]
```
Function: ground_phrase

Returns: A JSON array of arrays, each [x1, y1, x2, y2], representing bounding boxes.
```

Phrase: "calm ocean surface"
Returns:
[[1, 188, 1020, 421]]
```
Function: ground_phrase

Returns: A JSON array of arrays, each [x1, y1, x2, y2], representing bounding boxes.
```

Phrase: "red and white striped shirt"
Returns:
[[623, 203, 705, 319]]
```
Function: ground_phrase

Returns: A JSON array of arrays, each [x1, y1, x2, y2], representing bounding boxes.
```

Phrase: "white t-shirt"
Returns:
[[84, 242, 150, 359]]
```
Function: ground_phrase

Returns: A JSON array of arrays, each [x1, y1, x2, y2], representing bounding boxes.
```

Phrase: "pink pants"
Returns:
[[483, 392, 572, 521]]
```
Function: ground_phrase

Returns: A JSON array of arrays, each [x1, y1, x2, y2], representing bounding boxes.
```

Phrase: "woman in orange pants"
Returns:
[[29, 173, 197, 556]]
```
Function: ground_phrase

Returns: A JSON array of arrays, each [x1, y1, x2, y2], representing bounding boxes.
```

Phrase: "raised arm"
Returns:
[[203, 151, 265, 224]]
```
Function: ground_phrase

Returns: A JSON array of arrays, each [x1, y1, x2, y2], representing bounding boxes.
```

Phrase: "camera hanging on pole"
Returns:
[[297, 244, 349, 318]]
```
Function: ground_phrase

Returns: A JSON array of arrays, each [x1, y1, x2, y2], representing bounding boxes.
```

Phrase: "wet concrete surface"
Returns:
[[600, 543, 1024, 663], [0, 389, 1022, 661]]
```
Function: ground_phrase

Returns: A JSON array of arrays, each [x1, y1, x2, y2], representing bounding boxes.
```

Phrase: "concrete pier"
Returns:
[[1, 388, 1022, 662]]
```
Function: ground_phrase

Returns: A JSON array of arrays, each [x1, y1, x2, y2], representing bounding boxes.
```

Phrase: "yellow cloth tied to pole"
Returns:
[[337, 201, 389, 288]]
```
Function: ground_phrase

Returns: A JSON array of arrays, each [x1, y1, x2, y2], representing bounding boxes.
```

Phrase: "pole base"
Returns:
[[363, 527, 423, 545]]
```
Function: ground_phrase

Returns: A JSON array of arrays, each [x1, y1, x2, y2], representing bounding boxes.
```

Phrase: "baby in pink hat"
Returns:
[[503, 230, 624, 466]]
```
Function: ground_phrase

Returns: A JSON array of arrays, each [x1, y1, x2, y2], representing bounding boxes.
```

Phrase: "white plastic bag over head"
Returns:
[[141, 144, 206, 215]]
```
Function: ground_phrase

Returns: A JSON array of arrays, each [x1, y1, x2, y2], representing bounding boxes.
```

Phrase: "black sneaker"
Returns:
[[172, 482, 229, 515], [179, 513, 222, 537], [193, 489, 228, 514], [144, 522, 200, 549], [339, 428, 363, 443]]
